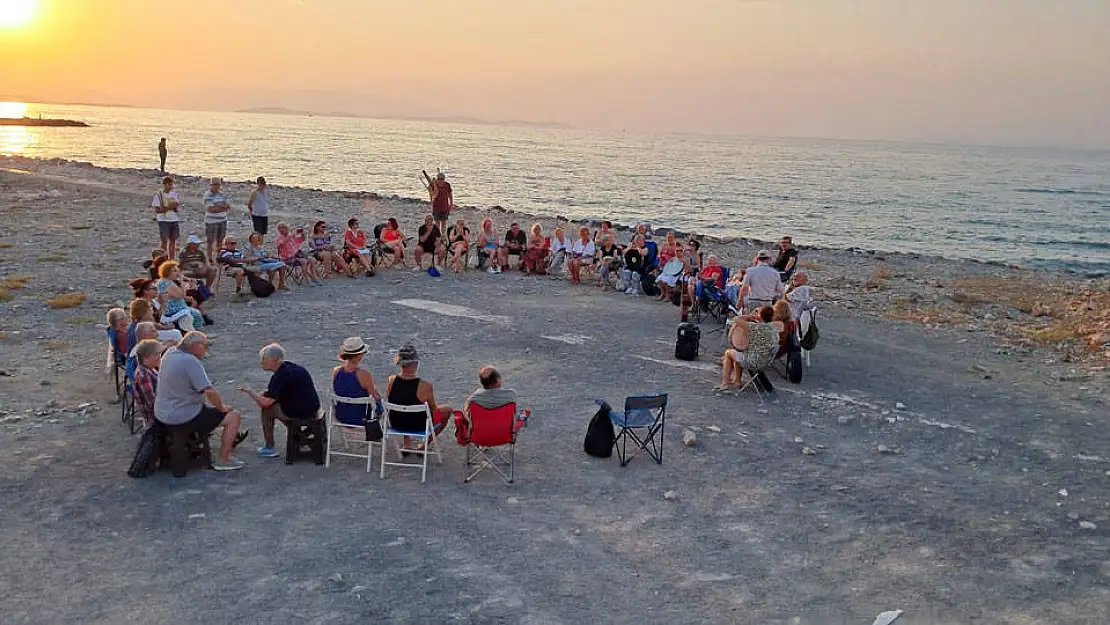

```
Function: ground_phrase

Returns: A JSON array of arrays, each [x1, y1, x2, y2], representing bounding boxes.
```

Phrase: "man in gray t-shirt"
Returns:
[[465, 367, 518, 411], [154, 331, 245, 471], [740, 250, 785, 310]]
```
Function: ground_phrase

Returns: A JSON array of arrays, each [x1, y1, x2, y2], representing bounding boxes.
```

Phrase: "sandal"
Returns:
[[712, 385, 734, 394]]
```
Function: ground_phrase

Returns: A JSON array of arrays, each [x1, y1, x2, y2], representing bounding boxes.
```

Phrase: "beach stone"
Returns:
[[682, 429, 698, 447], [877, 444, 901, 455], [662, 490, 677, 501], [837, 415, 856, 426], [1079, 521, 1097, 530], [801, 446, 818, 456]]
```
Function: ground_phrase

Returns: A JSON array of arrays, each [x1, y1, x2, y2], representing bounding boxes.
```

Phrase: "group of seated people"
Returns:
[[119, 321, 518, 470]]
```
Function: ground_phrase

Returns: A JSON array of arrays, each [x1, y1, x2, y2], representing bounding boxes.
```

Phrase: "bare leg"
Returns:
[[719, 351, 735, 388], [218, 410, 242, 462]]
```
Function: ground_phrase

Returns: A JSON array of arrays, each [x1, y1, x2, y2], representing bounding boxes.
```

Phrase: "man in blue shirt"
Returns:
[[239, 343, 321, 458]]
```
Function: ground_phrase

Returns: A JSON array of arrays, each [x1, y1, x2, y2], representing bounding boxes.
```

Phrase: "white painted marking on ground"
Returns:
[[918, 418, 978, 435], [391, 299, 511, 324], [628, 354, 718, 372], [541, 334, 593, 345]]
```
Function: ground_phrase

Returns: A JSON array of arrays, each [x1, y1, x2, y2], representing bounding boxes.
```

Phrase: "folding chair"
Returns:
[[736, 349, 778, 402], [797, 305, 817, 367], [325, 395, 380, 472], [455, 403, 529, 484], [380, 402, 442, 483], [285, 258, 308, 286], [603, 394, 668, 467], [106, 328, 126, 402], [692, 268, 731, 327]]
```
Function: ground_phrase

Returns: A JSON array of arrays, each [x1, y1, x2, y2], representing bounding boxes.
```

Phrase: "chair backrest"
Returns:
[[720, 266, 730, 285], [467, 403, 517, 447], [331, 393, 375, 427], [382, 401, 432, 433], [623, 393, 667, 427]]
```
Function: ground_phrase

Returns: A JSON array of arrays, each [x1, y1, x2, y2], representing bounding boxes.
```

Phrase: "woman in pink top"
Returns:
[[275, 222, 321, 285]]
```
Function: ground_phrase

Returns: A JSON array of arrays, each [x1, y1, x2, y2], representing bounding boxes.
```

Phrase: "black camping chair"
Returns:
[[600, 394, 668, 467]]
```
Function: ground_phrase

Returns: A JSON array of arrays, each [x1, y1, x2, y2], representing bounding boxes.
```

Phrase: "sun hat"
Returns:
[[186, 234, 202, 245], [756, 249, 773, 260], [338, 336, 369, 359], [394, 344, 419, 366]]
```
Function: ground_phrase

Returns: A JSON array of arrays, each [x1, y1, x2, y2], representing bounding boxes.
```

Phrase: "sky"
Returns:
[[1, 0, 1109, 148]]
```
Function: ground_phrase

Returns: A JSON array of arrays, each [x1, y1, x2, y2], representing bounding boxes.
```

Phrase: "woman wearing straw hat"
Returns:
[[332, 337, 383, 426], [385, 344, 452, 451]]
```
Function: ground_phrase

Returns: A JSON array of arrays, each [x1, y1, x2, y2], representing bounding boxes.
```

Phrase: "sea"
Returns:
[[3, 103, 1108, 277]]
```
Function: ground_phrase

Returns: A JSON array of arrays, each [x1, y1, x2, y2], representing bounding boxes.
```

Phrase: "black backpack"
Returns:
[[784, 331, 804, 384], [800, 309, 820, 351], [640, 271, 660, 297], [675, 322, 700, 361], [246, 271, 275, 298], [127, 426, 162, 478], [584, 401, 615, 458]]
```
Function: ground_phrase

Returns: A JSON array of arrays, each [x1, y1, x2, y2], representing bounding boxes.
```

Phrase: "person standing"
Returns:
[[202, 177, 232, 261], [430, 172, 454, 240], [247, 176, 270, 235], [152, 175, 182, 258], [158, 137, 167, 173]]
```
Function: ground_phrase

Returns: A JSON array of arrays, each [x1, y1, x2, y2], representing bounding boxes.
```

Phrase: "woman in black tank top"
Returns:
[[386, 375, 425, 432]]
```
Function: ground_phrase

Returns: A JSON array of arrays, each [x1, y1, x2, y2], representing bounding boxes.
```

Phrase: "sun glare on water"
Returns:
[[0, 102, 29, 119], [0, 0, 37, 28]]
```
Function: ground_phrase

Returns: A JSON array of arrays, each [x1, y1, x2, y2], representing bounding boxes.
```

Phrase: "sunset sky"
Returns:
[[1, 0, 1108, 147]]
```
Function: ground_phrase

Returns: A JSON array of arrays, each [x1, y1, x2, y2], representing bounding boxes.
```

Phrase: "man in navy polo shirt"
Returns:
[[239, 343, 321, 458]]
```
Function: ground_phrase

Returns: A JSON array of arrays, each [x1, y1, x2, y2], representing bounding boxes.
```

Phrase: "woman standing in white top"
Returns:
[[152, 176, 182, 258], [247, 176, 270, 235]]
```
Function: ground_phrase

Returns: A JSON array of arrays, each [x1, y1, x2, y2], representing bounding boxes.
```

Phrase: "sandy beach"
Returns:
[[1, 155, 1109, 624]]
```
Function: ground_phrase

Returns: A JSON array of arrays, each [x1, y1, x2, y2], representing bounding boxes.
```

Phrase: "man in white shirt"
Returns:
[[152, 176, 182, 258], [202, 177, 232, 260], [740, 250, 785, 312]]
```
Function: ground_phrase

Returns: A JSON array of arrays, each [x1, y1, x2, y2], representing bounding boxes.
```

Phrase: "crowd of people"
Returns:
[[108, 170, 814, 472]]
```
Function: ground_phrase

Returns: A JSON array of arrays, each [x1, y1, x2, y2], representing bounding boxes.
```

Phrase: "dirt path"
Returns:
[[1, 164, 1108, 625]]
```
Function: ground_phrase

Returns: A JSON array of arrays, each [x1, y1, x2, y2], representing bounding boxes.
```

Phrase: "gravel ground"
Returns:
[[0, 159, 1108, 625]]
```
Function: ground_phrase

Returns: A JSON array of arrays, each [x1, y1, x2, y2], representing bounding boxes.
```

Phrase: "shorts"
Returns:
[[178, 405, 225, 435], [205, 221, 227, 245], [252, 215, 269, 235], [158, 221, 180, 241], [418, 239, 438, 254], [432, 209, 450, 223]]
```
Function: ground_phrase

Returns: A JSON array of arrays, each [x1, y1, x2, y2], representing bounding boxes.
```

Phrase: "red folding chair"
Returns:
[[454, 403, 528, 484]]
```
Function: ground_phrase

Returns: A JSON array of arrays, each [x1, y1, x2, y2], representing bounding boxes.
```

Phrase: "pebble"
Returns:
[[801, 446, 818, 456], [793, 436, 804, 444], [706, 425, 721, 433], [836, 415, 856, 425], [895, 402, 906, 410], [876, 444, 902, 455], [187, 513, 205, 520], [506, 497, 520, 505], [682, 429, 698, 447], [1079, 521, 1097, 530], [662, 490, 677, 501], [1058, 488, 1068, 497]]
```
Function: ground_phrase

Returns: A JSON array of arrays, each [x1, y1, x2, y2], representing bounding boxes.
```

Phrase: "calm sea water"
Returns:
[[3, 103, 1108, 276]]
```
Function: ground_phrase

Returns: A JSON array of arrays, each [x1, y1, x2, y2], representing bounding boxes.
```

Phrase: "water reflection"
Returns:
[[0, 101, 29, 119], [0, 126, 38, 155]]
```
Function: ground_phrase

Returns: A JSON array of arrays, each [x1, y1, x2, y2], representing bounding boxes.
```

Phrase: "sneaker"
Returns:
[[495, 266, 503, 274], [487, 267, 497, 274], [257, 445, 280, 458], [212, 458, 245, 471]]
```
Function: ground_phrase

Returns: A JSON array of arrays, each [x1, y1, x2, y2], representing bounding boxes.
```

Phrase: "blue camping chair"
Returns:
[[692, 267, 731, 327], [597, 394, 668, 467]]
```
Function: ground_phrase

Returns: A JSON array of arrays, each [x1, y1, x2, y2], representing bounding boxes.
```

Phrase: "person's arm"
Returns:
[[784, 254, 797, 273], [357, 369, 382, 401], [239, 386, 277, 409], [203, 387, 231, 412], [418, 228, 430, 244], [162, 281, 186, 299], [417, 380, 438, 413], [153, 193, 167, 214], [247, 189, 257, 216], [447, 188, 454, 209]]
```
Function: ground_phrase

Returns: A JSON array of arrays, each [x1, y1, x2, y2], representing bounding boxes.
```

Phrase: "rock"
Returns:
[[895, 402, 906, 410], [793, 436, 804, 444], [801, 446, 818, 456], [877, 444, 901, 455], [682, 429, 698, 447], [706, 425, 721, 433], [187, 513, 205, 520], [662, 490, 677, 501], [1079, 521, 1097, 530], [872, 610, 903, 625], [836, 415, 856, 426], [1058, 488, 1068, 497], [506, 497, 520, 505], [328, 573, 344, 583]]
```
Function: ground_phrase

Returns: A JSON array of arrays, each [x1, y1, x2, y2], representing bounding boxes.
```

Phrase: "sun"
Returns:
[[0, 0, 37, 28]]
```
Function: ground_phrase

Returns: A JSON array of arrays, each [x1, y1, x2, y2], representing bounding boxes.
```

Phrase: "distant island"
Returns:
[[0, 117, 89, 127], [235, 106, 569, 129]]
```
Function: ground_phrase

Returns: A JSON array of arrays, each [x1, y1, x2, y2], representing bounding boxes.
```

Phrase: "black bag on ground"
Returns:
[[800, 309, 820, 351], [584, 401, 615, 458], [246, 271, 275, 298], [641, 271, 660, 297], [785, 332, 804, 384], [364, 417, 383, 442], [675, 322, 700, 361], [127, 425, 162, 478]]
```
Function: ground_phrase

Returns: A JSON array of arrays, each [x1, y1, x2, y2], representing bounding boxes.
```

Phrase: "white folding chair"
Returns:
[[380, 402, 442, 483], [325, 394, 379, 472], [796, 305, 817, 367]]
